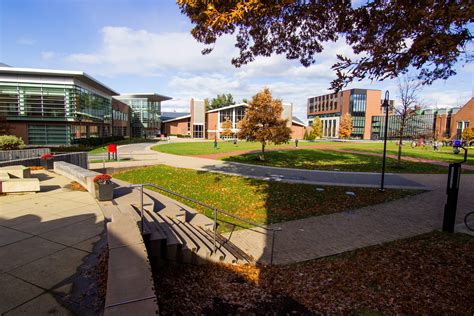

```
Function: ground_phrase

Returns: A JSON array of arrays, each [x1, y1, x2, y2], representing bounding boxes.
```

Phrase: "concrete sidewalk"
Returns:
[[0, 170, 106, 315], [90, 145, 427, 190], [223, 173, 474, 264]]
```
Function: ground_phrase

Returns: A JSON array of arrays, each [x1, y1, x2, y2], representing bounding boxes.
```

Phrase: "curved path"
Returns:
[[90, 142, 473, 265], [89, 142, 428, 189]]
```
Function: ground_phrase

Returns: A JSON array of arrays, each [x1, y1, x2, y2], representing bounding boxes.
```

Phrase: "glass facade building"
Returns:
[[115, 93, 171, 138], [0, 67, 116, 145], [371, 114, 435, 140]]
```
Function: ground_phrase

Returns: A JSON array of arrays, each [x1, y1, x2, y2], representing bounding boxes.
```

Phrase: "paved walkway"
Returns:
[[89, 143, 427, 189], [223, 173, 474, 264], [0, 170, 106, 315]]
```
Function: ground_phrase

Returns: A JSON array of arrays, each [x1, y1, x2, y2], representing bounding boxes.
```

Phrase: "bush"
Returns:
[[0, 135, 25, 150]]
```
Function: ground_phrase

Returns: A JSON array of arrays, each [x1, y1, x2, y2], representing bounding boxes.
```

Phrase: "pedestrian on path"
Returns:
[[433, 140, 438, 151], [295, 139, 299, 147]]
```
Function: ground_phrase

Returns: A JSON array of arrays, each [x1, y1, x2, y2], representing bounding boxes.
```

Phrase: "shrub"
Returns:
[[93, 174, 112, 185], [0, 135, 25, 150]]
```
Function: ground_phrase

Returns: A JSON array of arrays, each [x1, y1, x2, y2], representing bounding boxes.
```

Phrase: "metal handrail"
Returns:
[[129, 183, 281, 264]]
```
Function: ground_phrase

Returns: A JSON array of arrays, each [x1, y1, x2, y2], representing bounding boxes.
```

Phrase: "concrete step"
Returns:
[[166, 217, 213, 265], [200, 227, 254, 264]]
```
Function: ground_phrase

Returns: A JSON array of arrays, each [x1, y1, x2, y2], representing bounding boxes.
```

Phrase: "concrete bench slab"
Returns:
[[1, 178, 40, 193], [54, 161, 100, 197], [0, 165, 31, 179], [0, 172, 10, 181]]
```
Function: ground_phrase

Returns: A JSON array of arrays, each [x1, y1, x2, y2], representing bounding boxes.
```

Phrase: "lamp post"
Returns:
[[380, 90, 390, 192]]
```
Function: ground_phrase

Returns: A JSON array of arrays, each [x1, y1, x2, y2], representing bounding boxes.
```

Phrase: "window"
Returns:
[[28, 125, 70, 145], [193, 124, 204, 138], [219, 109, 233, 127], [235, 106, 246, 127]]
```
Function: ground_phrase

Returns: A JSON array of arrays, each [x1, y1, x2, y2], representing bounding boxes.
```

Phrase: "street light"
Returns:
[[380, 90, 390, 192]]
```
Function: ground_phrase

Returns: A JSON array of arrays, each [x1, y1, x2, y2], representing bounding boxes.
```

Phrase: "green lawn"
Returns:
[[223, 149, 452, 173], [336, 141, 474, 165], [152, 140, 330, 156], [114, 165, 421, 232]]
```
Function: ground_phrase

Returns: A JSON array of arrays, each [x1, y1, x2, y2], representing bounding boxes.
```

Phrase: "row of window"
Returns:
[[113, 109, 129, 121], [0, 83, 111, 123], [218, 106, 246, 128]]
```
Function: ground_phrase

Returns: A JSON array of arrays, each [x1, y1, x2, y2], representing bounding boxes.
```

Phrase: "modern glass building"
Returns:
[[307, 89, 385, 139], [0, 66, 117, 145], [370, 113, 435, 140], [114, 93, 171, 138]]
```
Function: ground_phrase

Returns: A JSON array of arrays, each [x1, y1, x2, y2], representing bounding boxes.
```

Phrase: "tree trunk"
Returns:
[[259, 142, 265, 161], [397, 127, 404, 165]]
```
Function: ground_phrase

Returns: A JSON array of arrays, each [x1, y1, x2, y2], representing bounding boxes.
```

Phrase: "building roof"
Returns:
[[292, 116, 306, 126], [206, 102, 248, 113], [0, 66, 119, 95], [116, 93, 172, 102], [162, 114, 191, 123], [161, 111, 190, 121]]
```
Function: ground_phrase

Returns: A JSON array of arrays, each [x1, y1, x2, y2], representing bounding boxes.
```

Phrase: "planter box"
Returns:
[[95, 182, 114, 201], [40, 159, 54, 170]]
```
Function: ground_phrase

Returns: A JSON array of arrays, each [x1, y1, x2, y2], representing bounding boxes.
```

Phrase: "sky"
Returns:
[[0, 0, 472, 122]]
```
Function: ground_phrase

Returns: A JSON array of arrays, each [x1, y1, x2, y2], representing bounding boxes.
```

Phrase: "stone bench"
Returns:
[[1, 178, 40, 193], [0, 172, 9, 181], [54, 161, 101, 197], [0, 165, 31, 179]]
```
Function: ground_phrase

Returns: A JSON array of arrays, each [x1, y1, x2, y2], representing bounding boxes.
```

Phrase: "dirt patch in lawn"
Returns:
[[155, 232, 474, 314]]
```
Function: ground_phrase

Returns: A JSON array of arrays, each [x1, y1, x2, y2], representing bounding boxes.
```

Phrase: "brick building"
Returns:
[[162, 98, 306, 140]]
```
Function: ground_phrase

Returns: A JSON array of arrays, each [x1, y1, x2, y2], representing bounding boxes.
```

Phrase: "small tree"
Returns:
[[339, 113, 352, 139], [0, 135, 25, 150], [220, 117, 233, 138], [237, 88, 291, 160], [309, 117, 323, 139], [462, 127, 474, 142], [395, 75, 423, 165]]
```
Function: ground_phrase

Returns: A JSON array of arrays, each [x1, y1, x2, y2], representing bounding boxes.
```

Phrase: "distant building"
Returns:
[[0, 66, 172, 145], [0, 66, 117, 145], [114, 93, 171, 138], [450, 98, 474, 139], [162, 99, 306, 140], [308, 89, 393, 139]]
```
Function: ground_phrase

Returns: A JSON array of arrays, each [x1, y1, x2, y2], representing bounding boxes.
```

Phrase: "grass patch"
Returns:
[[335, 141, 474, 165], [155, 232, 474, 314], [114, 165, 421, 232], [152, 140, 330, 156], [223, 149, 450, 173]]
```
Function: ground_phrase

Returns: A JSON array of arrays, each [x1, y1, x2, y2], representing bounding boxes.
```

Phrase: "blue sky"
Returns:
[[1, 0, 472, 121]]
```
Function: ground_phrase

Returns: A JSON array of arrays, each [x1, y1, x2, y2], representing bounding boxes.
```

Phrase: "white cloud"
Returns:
[[63, 26, 238, 76], [59, 26, 470, 124], [41, 51, 57, 60]]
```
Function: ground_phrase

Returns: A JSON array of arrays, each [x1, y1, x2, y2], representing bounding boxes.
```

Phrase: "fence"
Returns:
[[0, 148, 50, 161], [0, 152, 88, 169]]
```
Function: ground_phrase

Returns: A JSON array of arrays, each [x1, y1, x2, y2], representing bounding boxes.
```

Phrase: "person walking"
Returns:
[[433, 140, 438, 151]]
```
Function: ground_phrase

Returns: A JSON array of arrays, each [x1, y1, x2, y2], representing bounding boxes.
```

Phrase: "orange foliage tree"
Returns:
[[237, 88, 291, 160], [338, 113, 352, 139], [220, 117, 233, 138]]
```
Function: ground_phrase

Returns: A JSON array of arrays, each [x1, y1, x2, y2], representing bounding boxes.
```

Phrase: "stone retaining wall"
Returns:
[[0, 148, 50, 161]]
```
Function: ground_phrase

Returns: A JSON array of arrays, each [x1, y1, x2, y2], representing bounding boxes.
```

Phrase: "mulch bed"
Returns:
[[155, 232, 474, 314]]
